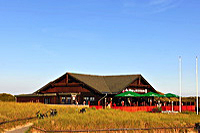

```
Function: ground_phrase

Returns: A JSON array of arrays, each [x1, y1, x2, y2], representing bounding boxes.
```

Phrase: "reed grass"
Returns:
[[1, 102, 200, 132], [34, 108, 200, 131], [0, 101, 59, 131]]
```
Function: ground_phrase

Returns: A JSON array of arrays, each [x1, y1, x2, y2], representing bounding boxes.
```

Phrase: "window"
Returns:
[[90, 97, 95, 101], [84, 97, 95, 101], [61, 97, 66, 103], [44, 98, 50, 104], [67, 97, 71, 104], [84, 97, 89, 101]]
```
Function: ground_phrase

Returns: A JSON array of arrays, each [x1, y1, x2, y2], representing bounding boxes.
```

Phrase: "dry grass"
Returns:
[[1, 102, 200, 132], [0, 101, 60, 131], [34, 108, 200, 131]]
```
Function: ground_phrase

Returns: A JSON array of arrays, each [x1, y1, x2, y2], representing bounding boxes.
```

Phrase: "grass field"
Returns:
[[1, 102, 200, 132], [0, 101, 52, 132]]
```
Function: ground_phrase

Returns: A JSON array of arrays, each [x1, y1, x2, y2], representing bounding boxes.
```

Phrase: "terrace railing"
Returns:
[[89, 105, 196, 112]]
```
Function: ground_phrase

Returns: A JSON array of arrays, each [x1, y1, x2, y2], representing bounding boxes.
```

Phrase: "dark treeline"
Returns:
[[0, 93, 15, 101]]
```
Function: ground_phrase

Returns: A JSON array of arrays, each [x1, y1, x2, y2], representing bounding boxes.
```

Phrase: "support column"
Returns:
[[105, 98, 107, 109], [110, 98, 112, 107], [150, 99, 152, 106]]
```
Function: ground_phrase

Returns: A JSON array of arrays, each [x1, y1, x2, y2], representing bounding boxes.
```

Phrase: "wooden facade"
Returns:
[[16, 72, 157, 105]]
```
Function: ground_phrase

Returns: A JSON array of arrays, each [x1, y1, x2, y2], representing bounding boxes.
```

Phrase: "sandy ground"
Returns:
[[4, 123, 33, 133]]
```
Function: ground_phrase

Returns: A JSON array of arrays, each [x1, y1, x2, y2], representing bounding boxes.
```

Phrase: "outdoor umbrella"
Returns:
[[164, 93, 179, 98], [163, 93, 179, 112], [141, 92, 164, 97], [115, 91, 142, 97], [141, 92, 164, 106], [115, 91, 142, 106]]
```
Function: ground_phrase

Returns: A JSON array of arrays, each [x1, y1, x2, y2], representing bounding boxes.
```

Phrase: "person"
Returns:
[[128, 98, 131, 106], [107, 102, 111, 108], [157, 100, 161, 108], [83, 101, 86, 105], [121, 100, 124, 106]]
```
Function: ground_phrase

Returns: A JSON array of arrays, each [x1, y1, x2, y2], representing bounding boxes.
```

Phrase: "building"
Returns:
[[15, 72, 158, 105]]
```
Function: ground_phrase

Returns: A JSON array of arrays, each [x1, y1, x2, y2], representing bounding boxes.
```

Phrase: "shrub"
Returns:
[[91, 107, 96, 110], [152, 107, 162, 113], [0, 93, 15, 102]]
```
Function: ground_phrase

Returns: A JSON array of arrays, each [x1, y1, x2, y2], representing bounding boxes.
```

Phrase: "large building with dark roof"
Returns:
[[16, 72, 158, 105]]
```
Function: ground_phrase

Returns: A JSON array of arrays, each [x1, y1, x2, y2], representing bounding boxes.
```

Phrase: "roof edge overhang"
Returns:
[[140, 75, 157, 93], [15, 93, 57, 97], [34, 72, 70, 94], [58, 92, 80, 96], [115, 75, 157, 94]]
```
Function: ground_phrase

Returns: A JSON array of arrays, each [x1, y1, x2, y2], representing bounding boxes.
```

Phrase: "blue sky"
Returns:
[[0, 0, 200, 96]]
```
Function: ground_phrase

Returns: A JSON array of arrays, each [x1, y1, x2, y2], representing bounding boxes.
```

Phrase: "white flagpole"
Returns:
[[179, 56, 182, 112], [196, 56, 198, 115]]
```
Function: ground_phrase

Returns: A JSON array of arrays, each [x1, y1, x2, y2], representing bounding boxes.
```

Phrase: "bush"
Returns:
[[0, 93, 15, 102], [91, 107, 96, 110], [152, 107, 162, 113]]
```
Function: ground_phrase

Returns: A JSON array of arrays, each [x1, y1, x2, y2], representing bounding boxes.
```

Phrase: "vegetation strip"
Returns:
[[0, 117, 37, 125], [32, 126, 195, 132], [1, 102, 200, 132]]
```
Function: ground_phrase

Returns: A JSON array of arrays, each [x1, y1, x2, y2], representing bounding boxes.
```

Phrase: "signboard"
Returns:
[[122, 88, 147, 93]]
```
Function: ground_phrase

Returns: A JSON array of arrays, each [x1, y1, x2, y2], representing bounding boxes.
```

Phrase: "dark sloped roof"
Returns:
[[69, 73, 110, 93], [69, 73, 140, 94], [36, 72, 155, 94], [103, 75, 140, 93]]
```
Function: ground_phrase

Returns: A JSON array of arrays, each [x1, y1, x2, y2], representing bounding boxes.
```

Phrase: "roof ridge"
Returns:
[[68, 72, 141, 77], [102, 76, 112, 93]]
